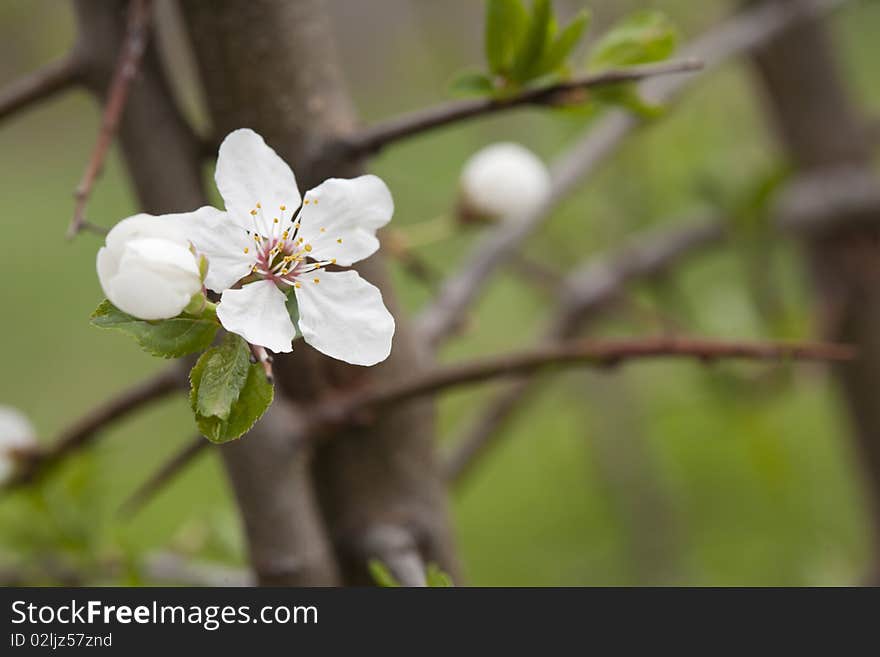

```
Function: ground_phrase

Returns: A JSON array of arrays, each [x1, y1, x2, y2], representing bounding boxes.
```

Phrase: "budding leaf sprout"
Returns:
[[451, 0, 680, 121], [367, 559, 455, 587]]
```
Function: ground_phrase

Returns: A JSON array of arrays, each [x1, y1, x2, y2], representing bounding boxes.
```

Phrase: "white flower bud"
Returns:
[[96, 214, 204, 320], [0, 405, 37, 485], [458, 142, 551, 224]]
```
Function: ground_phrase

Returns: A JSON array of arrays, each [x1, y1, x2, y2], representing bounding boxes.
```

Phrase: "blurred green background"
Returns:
[[1, 0, 878, 585]]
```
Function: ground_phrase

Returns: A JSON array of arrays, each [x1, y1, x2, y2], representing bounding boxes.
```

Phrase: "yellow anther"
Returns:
[[304, 199, 310, 205], [295, 282, 302, 288], [274, 218, 279, 224], [280, 205, 286, 211], [282, 231, 289, 238], [314, 199, 319, 205], [250, 209, 257, 216], [336, 238, 343, 244], [313, 278, 320, 284], [256, 202, 262, 208], [304, 244, 313, 252], [243, 247, 249, 254], [320, 227, 326, 233], [281, 268, 289, 275], [294, 222, 300, 229], [330, 258, 336, 264]]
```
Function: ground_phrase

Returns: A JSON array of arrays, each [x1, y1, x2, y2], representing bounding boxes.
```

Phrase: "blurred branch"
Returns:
[[360, 526, 428, 587], [416, 0, 849, 348], [3, 365, 182, 491], [0, 55, 82, 124], [445, 216, 728, 483], [340, 60, 703, 157], [68, 0, 153, 239], [118, 433, 207, 518], [0, 551, 250, 587], [316, 336, 853, 427]]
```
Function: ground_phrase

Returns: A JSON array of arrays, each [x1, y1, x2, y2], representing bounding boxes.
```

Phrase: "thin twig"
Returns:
[[342, 59, 703, 156], [0, 54, 82, 124], [3, 366, 182, 491], [67, 0, 153, 239], [249, 343, 274, 383], [314, 336, 854, 428], [416, 0, 849, 347], [118, 434, 207, 518]]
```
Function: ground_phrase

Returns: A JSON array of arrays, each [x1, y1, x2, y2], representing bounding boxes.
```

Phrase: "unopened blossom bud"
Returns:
[[96, 214, 204, 320], [457, 142, 551, 224], [0, 406, 37, 485]]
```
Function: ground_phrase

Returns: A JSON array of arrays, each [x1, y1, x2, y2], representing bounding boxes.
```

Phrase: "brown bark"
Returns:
[[72, 0, 341, 585], [746, 0, 880, 581], [181, 0, 458, 585]]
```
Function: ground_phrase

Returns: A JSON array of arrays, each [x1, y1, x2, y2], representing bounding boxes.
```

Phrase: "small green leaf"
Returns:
[[190, 335, 274, 444], [449, 70, 496, 97], [90, 299, 219, 359], [588, 9, 679, 71], [535, 9, 590, 76], [593, 84, 665, 119], [510, 0, 552, 83], [194, 333, 251, 421], [426, 563, 454, 587], [368, 559, 401, 587], [485, 0, 529, 75]]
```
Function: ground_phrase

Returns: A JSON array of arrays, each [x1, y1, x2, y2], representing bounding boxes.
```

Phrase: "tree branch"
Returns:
[[341, 59, 703, 157], [0, 54, 82, 124], [315, 336, 853, 428], [445, 215, 727, 482], [3, 366, 182, 491], [68, 0, 153, 239], [416, 0, 849, 347], [118, 433, 207, 518]]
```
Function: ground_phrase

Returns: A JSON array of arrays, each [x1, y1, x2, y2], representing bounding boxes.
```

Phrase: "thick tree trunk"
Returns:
[[746, 0, 880, 581], [181, 0, 458, 585]]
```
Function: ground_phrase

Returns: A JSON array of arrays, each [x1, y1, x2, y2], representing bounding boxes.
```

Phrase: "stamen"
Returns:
[[337, 238, 342, 244], [304, 244, 312, 252], [313, 278, 320, 283]]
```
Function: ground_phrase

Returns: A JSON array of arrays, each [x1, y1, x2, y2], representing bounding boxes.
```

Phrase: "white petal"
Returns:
[[294, 270, 394, 366], [215, 129, 301, 227], [107, 238, 202, 320], [100, 211, 196, 279], [296, 175, 393, 266], [216, 280, 296, 353], [176, 206, 255, 292], [0, 406, 36, 486]]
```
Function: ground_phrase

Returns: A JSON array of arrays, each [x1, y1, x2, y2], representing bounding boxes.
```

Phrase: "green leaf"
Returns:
[[449, 70, 496, 97], [535, 9, 590, 76], [510, 0, 552, 83], [90, 299, 219, 359], [426, 563, 454, 587], [485, 0, 529, 75], [190, 335, 274, 444], [588, 9, 679, 71], [593, 84, 665, 119], [194, 333, 251, 421], [368, 559, 401, 587]]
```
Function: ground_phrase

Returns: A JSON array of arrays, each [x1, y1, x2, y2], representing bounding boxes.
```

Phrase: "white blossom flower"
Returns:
[[96, 213, 205, 320], [0, 405, 37, 485], [458, 142, 551, 223], [175, 129, 395, 365]]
